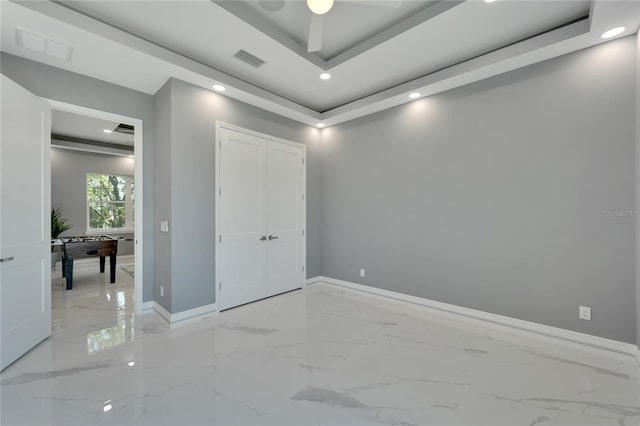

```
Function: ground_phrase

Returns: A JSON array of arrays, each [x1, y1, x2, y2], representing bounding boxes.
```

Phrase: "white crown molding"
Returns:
[[11, 0, 638, 128], [305, 276, 639, 362]]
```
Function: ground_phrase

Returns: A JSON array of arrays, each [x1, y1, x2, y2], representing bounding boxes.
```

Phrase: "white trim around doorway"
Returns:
[[43, 99, 145, 315]]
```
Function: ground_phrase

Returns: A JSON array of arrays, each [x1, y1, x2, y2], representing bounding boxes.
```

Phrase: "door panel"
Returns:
[[219, 128, 267, 310], [1, 75, 51, 370], [267, 141, 304, 296]]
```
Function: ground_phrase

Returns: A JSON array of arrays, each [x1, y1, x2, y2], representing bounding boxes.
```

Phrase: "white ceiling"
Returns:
[[1, 0, 639, 127], [52, 110, 134, 147], [240, 0, 437, 60]]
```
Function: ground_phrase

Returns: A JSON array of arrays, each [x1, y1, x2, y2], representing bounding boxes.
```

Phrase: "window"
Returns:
[[87, 173, 134, 232]]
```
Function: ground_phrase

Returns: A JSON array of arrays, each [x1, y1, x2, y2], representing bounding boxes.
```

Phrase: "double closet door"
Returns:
[[218, 126, 305, 311]]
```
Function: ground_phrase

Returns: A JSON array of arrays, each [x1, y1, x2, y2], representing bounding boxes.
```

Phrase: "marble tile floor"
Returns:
[[1, 263, 639, 425]]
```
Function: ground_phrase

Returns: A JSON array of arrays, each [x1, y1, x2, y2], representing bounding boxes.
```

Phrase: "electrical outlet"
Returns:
[[360, 269, 365, 278], [579, 305, 591, 321], [160, 286, 164, 297]]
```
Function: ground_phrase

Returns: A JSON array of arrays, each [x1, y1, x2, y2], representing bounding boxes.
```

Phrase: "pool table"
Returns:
[[62, 236, 118, 290]]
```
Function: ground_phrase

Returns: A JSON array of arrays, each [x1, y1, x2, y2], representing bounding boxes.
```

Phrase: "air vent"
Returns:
[[113, 124, 134, 135], [233, 50, 265, 68], [15, 27, 73, 62]]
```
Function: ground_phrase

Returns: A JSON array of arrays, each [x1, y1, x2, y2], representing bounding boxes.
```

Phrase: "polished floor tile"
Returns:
[[1, 261, 639, 425]]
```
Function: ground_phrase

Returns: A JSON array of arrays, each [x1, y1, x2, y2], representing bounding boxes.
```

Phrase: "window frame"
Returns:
[[86, 172, 135, 234]]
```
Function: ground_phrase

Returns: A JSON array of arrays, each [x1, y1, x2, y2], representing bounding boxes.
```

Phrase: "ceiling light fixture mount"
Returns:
[[317, 123, 326, 128], [213, 84, 226, 92], [409, 92, 421, 99], [307, 0, 334, 15], [320, 73, 331, 80], [601, 27, 625, 39]]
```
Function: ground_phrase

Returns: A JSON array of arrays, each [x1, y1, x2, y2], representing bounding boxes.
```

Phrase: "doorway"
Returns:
[[46, 100, 144, 315]]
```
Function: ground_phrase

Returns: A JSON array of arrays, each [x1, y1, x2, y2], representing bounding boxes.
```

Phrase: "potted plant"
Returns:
[[51, 207, 72, 270]]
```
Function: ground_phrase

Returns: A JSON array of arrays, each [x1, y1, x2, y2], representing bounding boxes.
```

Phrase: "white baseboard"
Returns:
[[306, 276, 639, 361], [150, 301, 218, 326], [141, 301, 154, 312]]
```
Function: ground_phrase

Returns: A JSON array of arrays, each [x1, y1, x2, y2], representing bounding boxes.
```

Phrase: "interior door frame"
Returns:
[[44, 99, 144, 315], [214, 121, 306, 310]]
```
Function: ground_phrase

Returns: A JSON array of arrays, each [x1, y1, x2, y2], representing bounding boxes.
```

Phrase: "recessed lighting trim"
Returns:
[[601, 27, 625, 39], [484, 0, 497, 3], [128, 361, 135, 366], [409, 92, 421, 99], [213, 84, 226, 92], [320, 73, 331, 80], [127, 155, 135, 159], [317, 123, 325, 128], [103, 129, 113, 134]]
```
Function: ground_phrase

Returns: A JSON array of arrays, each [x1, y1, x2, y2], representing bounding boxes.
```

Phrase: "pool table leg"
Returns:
[[64, 257, 73, 290], [109, 253, 116, 284], [100, 256, 106, 273]]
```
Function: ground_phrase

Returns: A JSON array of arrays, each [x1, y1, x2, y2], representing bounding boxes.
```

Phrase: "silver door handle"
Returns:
[[259, 236, 267, 241], [268, 235, 279, 240], [0, 256, 15, 263]]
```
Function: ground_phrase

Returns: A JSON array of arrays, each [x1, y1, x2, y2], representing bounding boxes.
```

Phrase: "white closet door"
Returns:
[[1, 76, 51, 370], [266, 140, 305, 296], [219, 128, 268, 310]]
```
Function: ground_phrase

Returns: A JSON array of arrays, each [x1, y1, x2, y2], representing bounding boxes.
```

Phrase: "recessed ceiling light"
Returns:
[[128, 361, 135, 366], [213, 84, 226, 92], [484, 0, 497, 3], [320, 73, 331, 80], [601, 27, 625, 39], [127, 155, 135, 159], [409, 92, 421, 99], [317, 123, 325, 128], [103, 129, 113, 134]]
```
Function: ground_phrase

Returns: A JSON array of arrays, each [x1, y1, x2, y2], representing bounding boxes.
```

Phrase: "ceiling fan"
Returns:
[[305, 0, 403, 53]]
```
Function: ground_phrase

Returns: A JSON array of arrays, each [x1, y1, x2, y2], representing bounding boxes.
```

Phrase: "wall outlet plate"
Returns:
[[360, 269, 365, 278], [579, 305, 591, 321]]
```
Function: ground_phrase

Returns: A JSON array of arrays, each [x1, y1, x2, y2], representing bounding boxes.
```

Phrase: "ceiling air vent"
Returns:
[[113, 124, 134, 135], [233, 50, 265, 68], [15, 27, 73, 62]]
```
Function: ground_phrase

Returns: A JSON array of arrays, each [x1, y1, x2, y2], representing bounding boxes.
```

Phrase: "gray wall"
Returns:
[[155, 78, 321, 313], [154, 81, 172, 311], [51, 147, 135, 255], [1, 53, 155, 302], [319, 36, 637, 343]]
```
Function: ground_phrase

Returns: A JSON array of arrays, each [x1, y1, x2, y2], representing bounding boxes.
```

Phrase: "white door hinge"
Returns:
[[219, 282, 222, 291], [219, 235, 222, 243], [219, 187, 222, 196], [302, 265, 305, 272], [302, 229, 305, 236]]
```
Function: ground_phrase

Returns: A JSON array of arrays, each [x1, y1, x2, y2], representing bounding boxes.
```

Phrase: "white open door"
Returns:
[[219, 128, 268, 310], [1, 75, 51, 370], [266, 140, 305, 296]]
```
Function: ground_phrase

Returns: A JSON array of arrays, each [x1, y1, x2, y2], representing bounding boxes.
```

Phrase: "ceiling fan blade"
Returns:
[[338, 0, 402, 7], [307, 14, 323, 53]]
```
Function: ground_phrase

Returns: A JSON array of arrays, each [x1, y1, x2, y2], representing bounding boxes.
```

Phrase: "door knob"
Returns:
[[268, 235, 279, 240], [259, 236, 267, 241]]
